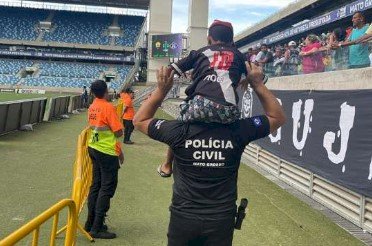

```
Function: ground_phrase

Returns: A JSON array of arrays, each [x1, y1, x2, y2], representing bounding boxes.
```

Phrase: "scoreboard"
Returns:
[[151, 33, 183, 58]]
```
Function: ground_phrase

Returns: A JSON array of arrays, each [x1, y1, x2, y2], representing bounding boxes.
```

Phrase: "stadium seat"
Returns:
[[19, 61, 133, 89], [44, 11, 111, 45], [38, 61, 109, 78], [115, 16, 145, 47], [0, 7, 48, 41], [0, 59, 32, 75], [110, 65, 132, 89], [0, 74, 20, 85]]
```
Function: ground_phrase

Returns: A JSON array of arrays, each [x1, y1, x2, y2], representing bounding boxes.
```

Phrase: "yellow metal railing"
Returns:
[[116, 100, 123, 120], [57, 127, 94, 242], [1, 128, 94, 245], [0, 199, 77, 246]]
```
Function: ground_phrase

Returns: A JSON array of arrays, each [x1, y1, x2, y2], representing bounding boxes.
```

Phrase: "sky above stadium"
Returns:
[[172, 0, 297, 35]]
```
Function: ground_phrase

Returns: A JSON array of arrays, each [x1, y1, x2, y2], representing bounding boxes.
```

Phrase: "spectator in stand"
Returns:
[[250, 46, 259, 62], [255, 44, 274, 75], [272, 48, 285, 76], [329, 28, 348, 71], [300, 34, 325, 74], [246, 48, 253, 62], [283, 41, 301, 76], [338, 12, 370, 69], [255, 44, 269, 65], [351, 23, 372, 43]]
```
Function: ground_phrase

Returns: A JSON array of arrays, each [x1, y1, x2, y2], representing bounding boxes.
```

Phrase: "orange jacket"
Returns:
[[120, 93, 135, 120]]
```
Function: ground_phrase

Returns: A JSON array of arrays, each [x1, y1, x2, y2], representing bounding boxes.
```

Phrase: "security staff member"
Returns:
[[133, 64, 286, 246], [85, 80, 124, 239], [120, 88, 135, 144]]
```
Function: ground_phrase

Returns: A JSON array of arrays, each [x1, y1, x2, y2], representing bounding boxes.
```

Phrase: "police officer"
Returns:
[[133, 64, 286, 246], [85, 80, 124, 239]]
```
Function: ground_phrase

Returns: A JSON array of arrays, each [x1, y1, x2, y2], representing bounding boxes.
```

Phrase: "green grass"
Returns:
[[0, 92, 75, 102], [0, 111, 364, 246]]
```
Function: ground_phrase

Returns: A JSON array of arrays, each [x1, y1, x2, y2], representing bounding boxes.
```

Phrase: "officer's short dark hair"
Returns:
[[90, 80, 107, 99]]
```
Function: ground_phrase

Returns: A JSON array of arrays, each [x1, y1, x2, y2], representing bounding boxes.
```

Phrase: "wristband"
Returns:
[[262, 74, 269, 84]]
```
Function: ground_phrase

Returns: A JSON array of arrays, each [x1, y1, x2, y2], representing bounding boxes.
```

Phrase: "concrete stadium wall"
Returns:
[[266, 67, 372, 90]]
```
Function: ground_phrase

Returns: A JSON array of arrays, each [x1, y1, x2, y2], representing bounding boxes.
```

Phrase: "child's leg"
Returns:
[[157, 148, 173, 177], [159, 147, 173, 175]]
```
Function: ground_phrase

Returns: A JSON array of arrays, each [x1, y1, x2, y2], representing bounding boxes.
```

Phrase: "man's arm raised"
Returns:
[[246, 62, 286, 133], [133, 67, 175, 135]]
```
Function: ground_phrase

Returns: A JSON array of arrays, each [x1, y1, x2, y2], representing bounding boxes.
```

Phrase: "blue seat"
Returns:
[[115, 16, 145, 47], [0, 7, 48, 41], [44, 11, 111, 45], [0, 74, 20, 85], [23, 61, 132, 89]]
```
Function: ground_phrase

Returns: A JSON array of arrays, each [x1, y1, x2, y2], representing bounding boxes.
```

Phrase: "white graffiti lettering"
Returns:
[[292, 99, 314, 156], [269, 98, 283, 144], [323, 102, 355, 167]]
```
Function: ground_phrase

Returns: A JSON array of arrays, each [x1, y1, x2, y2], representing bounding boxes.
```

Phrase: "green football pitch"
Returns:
[[0, 110, 364, 246], [0, 92, 75, 102]]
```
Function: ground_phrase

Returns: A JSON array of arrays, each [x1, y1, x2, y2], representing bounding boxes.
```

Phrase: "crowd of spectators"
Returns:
[[246, 12, 372, 77]]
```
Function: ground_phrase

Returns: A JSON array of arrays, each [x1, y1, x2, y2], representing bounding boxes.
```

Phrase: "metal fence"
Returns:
[[0, 95, 88, 136], [0, 98, 47, 135], [243, 144, 372, 234], [45, 96, 71, 121]]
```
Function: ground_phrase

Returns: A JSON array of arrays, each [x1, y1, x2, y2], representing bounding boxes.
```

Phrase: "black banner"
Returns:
[[238, 89, 372, 197]]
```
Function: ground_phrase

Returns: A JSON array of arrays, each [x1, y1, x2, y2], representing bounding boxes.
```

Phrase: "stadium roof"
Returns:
[[234, 0, 354, 50], [26, 0, 150, 9]]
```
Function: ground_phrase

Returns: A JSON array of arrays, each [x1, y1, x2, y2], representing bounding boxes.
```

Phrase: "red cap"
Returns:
[[209, 20, 233, 31]]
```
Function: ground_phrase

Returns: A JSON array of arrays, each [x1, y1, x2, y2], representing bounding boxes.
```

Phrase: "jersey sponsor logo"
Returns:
[[204, 74, 225, 83], [210, 51, 234, 71], [155, 120, 165, 130], [253, 117, 262, 127]]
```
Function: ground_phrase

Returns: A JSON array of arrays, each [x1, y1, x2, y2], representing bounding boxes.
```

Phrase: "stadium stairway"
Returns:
[[110, 36, 116, 46], [36, 11, 55, 42]]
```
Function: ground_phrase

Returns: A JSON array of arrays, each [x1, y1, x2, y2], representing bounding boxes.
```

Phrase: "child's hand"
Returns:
[[245, 62, 265, 89]]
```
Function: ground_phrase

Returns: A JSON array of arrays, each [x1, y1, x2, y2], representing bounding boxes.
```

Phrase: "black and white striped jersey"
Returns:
[[170, 43, 247, 106]]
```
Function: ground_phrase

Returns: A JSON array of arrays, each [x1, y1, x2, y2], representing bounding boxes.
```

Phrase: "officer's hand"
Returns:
[[157, 66, 175, 95], [119, 152, 124, 165], [246, 62, 265, 89]]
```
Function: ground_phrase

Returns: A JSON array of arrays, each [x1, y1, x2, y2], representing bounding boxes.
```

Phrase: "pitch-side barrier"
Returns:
[[0, 199, 78, 246], [0, 98, 47, 135], [56, 127, 94, 242], [0, 127, 93, 245]]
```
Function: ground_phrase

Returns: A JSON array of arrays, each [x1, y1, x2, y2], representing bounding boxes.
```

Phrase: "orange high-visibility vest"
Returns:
[[88, 98, 123, 156]]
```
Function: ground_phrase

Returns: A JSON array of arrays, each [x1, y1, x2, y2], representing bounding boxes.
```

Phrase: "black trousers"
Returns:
[[123, 119, 134, 142], [167, 212, 235, 246], [87, 147, 119, 232]]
